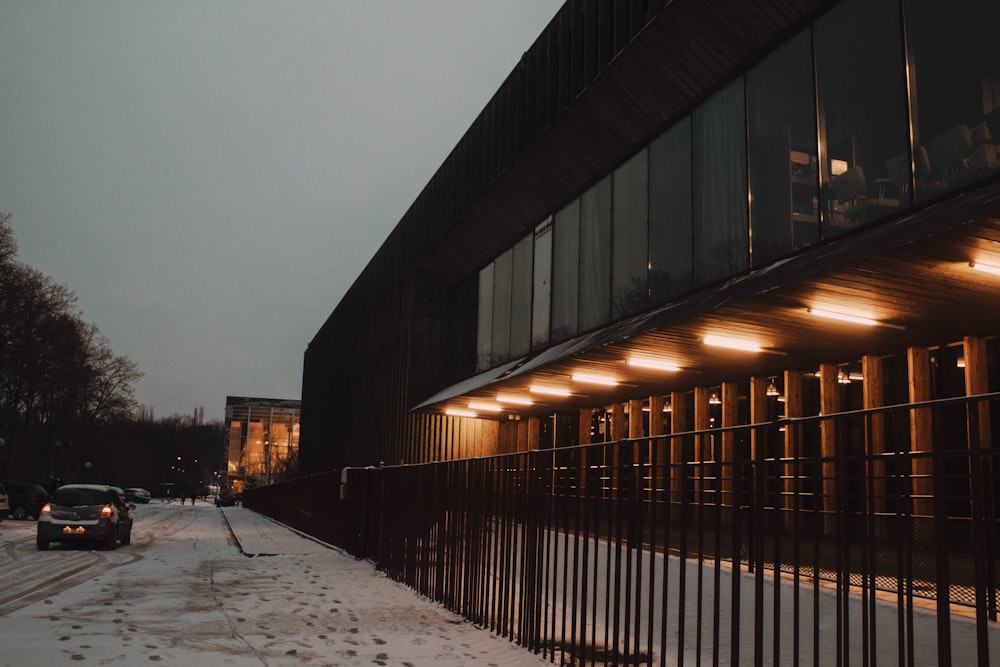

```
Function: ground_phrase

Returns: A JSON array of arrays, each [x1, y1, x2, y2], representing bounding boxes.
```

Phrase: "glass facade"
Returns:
[[474, 0, 1000, 374]]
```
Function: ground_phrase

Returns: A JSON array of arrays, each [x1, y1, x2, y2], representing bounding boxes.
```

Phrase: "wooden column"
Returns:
[[670, 391, 688, 504], [862, 355, 887, 513], [578, 408, 592, 501], [749, 376, 770, 515], [964, 335, 992, 446], [694, 386, 712, 503], [819, 363, 840, 519], [611, 403, 626, 442], [649, 395, 666, 502], [908, 346, 933, 517], [963, 336, 994, 506], [578, 408, 593, 446], [527, 417, 540, 451], [721, 381, 739, 507], [784, 371, 803, 518], [629, 399, 645, 439]]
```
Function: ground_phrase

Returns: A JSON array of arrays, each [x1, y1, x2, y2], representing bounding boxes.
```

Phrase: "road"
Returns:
[[0, 501, 551, 666]]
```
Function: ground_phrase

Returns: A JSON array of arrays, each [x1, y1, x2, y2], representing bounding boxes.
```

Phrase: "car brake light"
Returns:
[[40, 503, 51, 514], [100, 505, 113, 518]]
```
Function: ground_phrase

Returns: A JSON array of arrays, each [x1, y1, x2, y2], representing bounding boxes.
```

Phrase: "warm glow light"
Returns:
[[957, 358, 967, 369], [627, 357, 681, 372], [970, 261, 1000, 277], [766, 380, 780, 397], [709, 392, 722, 405], [468, 401, 503, 412], [808, 307, 878, 326], [446, 407, 477, 418], [530, 385, 571, 397], [703, 334, 761, 352], [571, 372, 619, 386], [496, 394, 534, 406]]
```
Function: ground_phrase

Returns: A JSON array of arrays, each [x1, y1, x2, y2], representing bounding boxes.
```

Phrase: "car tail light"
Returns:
[[40, 503, 51, 514], [100, 505, 113, 518]]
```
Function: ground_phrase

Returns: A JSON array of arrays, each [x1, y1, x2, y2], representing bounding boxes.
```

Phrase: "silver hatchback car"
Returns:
[[37, 484, 133, 550]]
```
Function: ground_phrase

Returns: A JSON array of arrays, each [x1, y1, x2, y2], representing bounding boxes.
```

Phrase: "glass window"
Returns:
[[815, 0, 909, 236], [532, 217, 553, 351], [693, 79, 749, 286], [476, 264, 493, 372], [748, 31, 819, 265], [612, 149, 649, 319], [551, 199, 580, 343], [490, 249, 512, 366], [509, 233, 533, 359], [579, 175, 612, 331], [649, 117, 693, 304], [905, 0, 1000, 202]]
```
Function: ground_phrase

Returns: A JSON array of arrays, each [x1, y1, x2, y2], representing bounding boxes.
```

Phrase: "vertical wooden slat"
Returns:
[[819, 363, 839, 521], [863, 355, 886, 513], [908, 346, 933, 517]]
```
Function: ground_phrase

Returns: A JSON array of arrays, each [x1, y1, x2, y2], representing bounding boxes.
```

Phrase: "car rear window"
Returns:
[[52, 488, 109, 506]]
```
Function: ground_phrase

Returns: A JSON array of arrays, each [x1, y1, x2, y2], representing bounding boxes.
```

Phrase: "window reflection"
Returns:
[[612, 150, 649, 319], [476, 264, 493, 373], [579, 175, 612, 331], [551, 199, 580, 344], [531, 217, 552, 351], [509, 234, 533, 359], [906, 0, 1000, 202], [693, 79, 748, 285], [815, 0, 909, 236], [748, 31, 819, 265], [490, 249, 512, 365], [649, 118, 693, 304]]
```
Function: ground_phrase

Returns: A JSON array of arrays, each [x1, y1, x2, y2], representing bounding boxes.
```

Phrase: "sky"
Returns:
[[0, 0, 563, 420]]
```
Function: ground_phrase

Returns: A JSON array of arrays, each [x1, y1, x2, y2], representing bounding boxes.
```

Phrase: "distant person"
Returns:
[[190, 491, 196, 506]]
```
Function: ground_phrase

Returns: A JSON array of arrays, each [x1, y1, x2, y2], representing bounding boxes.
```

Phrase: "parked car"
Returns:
[[36, 484, 133, 551], [1, 480, 50, 520], [0, 483, 8, 524], [214, 491, 238, 507], [124, 487, 151, 504]]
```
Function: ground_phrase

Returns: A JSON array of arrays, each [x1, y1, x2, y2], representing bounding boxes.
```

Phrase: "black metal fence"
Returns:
[[246, 394, 999, 666]]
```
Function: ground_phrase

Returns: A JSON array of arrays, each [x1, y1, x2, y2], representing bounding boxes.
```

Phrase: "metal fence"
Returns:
[[246, 394, 999, 666]]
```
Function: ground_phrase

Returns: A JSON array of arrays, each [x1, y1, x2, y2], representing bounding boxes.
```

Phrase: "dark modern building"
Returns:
[[300, 0, 1000, 478]]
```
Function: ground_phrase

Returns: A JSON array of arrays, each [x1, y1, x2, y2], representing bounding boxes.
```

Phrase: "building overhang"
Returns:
[[413, 178, 1000, 419]]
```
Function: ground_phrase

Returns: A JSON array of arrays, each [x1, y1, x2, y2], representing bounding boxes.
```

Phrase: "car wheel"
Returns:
[[12, 506, 29, 521], [122, 525, 132, 546], [105, 529, 117, 551], [36, 538, 49, 551]]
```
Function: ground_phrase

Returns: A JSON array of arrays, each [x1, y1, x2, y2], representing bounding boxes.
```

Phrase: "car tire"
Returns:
[[122, 526, 132, 546], [12, 506, 29, 520], [105, 530, 117, 551], [36, 538, 49, 551]]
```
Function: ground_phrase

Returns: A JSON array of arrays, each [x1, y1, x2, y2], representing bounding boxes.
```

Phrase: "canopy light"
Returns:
[[529, 385, 571, 397], [446, 408, 477, 418], [627, 357, 681, 372], [571, 372, 619, 386], [709, 392, 722, 405], [970, 261, 1000, 277], [808, 307, 878, 326], [703, 334, 761, 352], [766, 380, 780, 397], [496, 394, 533, 406], [468, 401, 503, 412]]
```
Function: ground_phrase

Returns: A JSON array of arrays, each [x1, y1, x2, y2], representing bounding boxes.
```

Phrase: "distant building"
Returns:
[[224, 396, 300, 493], [300, 0, 1000, 475]]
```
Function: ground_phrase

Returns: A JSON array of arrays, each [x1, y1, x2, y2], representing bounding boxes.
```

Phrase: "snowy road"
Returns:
[[0, 501, 551, 666]]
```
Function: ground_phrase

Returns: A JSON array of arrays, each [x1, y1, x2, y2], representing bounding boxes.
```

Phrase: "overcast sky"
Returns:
[[0, 0, 563, 420]]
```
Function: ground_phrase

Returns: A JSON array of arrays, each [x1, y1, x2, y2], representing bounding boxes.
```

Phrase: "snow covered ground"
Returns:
[[0, 501, 552, 666]]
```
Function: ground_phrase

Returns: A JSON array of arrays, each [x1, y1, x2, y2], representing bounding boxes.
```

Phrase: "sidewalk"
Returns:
[[219, 505, 335, 556]]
